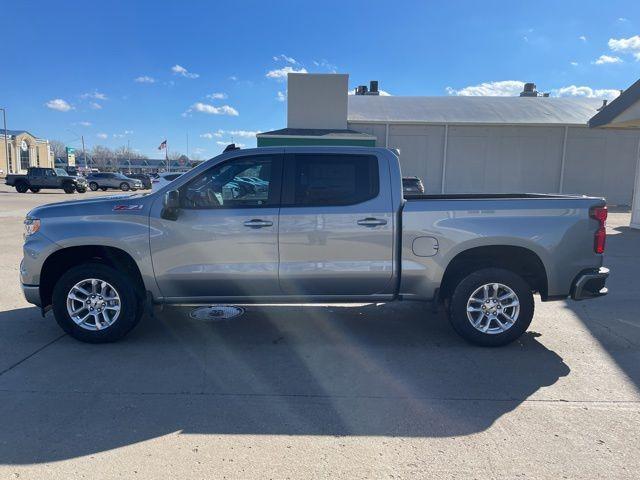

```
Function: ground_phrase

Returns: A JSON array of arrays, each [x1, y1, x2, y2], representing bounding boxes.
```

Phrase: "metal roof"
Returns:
[[347, 95, 606, 126]]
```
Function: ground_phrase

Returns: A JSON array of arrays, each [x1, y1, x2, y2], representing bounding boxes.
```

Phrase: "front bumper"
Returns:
[[21, 283, 42, 307], [571, 267, 609, 300]]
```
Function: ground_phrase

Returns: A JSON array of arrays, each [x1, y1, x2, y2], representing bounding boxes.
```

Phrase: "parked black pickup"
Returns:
[[5, 167, 88, 194]]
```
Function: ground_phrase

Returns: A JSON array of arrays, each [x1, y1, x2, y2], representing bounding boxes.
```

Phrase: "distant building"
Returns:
[[0, 130, 54, 177], [259, 73, 640, 205]]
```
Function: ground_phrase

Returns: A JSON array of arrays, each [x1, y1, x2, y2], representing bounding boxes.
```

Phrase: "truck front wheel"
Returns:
[[63, 184, 76, 194], [448, 268, 534, 347], [29, 187, 40, 193], [89, 182, 99, 191], [52, 263, 143, 343], [15, 182, 28, 193]]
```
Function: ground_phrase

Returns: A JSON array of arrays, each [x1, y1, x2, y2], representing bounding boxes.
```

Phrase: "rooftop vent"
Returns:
[[597, 99, 608, 111], [355, 81, 380, 95], [520, 83, 538, 97]]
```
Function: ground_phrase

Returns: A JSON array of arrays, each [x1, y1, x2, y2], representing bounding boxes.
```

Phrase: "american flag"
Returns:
[[158, 140, 167, 150]]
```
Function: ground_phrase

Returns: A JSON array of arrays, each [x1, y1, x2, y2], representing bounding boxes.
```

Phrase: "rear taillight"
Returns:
[[590, 206, 607, 254]]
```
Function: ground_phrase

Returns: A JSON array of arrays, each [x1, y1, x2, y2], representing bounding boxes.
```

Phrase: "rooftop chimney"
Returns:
[[597, 99, 608, 111]]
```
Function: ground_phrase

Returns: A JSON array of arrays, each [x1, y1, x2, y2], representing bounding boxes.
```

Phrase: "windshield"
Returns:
[[54, 168, 68, 176]]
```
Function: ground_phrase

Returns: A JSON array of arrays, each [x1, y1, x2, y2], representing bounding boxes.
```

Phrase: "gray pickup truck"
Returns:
[[20, 147, 609, 346]]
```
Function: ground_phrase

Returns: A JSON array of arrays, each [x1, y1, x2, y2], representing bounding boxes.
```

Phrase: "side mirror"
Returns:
[[161, 190, 180, 220]]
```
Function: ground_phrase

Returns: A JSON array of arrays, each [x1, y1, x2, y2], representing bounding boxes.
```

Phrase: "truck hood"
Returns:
[[28, 193, 154, 219]]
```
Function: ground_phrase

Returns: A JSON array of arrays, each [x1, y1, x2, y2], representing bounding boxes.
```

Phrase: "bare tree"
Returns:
[[90, 145, 116, 171], [49, 140, 67, 159]]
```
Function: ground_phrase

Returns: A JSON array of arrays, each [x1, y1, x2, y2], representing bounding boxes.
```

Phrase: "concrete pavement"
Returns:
[[0, 185, 638, 479]]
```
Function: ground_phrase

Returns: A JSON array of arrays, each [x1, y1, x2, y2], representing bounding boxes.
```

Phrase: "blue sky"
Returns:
[[2, 0, 639, 159]]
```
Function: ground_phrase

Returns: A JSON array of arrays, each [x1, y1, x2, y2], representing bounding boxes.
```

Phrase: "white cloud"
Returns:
[[206, 92, 227, 100], [184, 102, 239, 116], [446, 80, 525, 96], [593, 54, 623, 64], [96, 133, 108, 139], [134, 75, 156, 83], [45, 99, 73, 111], [81, 91, 108, 100], [217, 141, 245, 148], [608, 35, 640, 60], [76, 121, 92, 126], [276, 91, 286, 102], [229, 75, 238, 81], [273, 54, 297, 64], [171, 64, 199, 79], [226, 130, 260, 138], [89, 102, 103, 110], [552, 85, 621, 100], [618, 17, 628, 22], [445, 80, 620, 101], [201, 129, 259, 139], [570, 61, 579, 66], [266, 66, 308, 80], [579, 35, 587, 42], [313, 59, 337, 72]]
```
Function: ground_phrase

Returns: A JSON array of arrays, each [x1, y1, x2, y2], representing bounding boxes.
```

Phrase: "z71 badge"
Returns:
[[113, 204, 144, 211]]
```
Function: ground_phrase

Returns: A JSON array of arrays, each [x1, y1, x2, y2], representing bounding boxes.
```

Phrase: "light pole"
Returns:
[[1, 108, 9, 174]]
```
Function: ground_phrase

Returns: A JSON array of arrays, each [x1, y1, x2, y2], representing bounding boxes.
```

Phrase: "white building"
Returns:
[[258, 74, 640, 206]]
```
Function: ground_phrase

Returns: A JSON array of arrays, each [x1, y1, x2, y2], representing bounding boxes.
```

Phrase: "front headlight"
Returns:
[[24, 217, 41, 237]]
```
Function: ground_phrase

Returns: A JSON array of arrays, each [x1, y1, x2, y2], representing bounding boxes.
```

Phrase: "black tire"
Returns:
[[29, 187, 40, 193], [76, 187, 87, 193], [100, 187, 108, 191], [52, 263, 143, 343], [63, 183, 76, 194], [120, 182, 130, 191], [448, 268, 534, 347], [15, 182, 28, 193], [89, 182, 99, 191]]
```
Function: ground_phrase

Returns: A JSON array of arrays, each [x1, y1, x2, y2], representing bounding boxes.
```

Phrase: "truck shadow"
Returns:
[[0, 302, 569, 464], [561, 225, 640, 390]]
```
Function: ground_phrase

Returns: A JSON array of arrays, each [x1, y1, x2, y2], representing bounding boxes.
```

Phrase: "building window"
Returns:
[[20, 145, 30, 171], [7, 145, 13, 173]]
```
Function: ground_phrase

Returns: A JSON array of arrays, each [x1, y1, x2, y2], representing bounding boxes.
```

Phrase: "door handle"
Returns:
[[243, 219, 274, 228], [357, 217, 388, 227]]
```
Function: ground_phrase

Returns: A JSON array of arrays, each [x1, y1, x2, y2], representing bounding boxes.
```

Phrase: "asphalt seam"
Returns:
[[0, 389, 637, 404], [0, 333, 67, 378]]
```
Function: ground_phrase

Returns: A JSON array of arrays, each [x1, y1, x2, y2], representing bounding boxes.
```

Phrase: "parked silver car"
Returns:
[[86, 172, 143, 191]]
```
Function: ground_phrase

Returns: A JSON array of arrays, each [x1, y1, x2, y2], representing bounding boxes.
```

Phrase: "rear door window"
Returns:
[[284, 154, 379, 207]]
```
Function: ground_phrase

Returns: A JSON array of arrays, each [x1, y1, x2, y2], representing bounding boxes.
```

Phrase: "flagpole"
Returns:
[[166, 140, 169, 173]]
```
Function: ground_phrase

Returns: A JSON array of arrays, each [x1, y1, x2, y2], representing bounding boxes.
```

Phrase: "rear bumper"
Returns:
[[22, 283, 42, 307], [571, 267, 609, 301]]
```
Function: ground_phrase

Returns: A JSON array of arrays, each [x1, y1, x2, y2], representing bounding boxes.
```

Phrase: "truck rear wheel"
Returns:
[[15, 182, 28, 193], [52, 263, 143, 343], [448, 268, 534, 347], [120, 182, 130, 191]]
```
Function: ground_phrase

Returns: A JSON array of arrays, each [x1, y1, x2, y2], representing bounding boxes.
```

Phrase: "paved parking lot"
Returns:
[[0, 184, 639, 479]]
